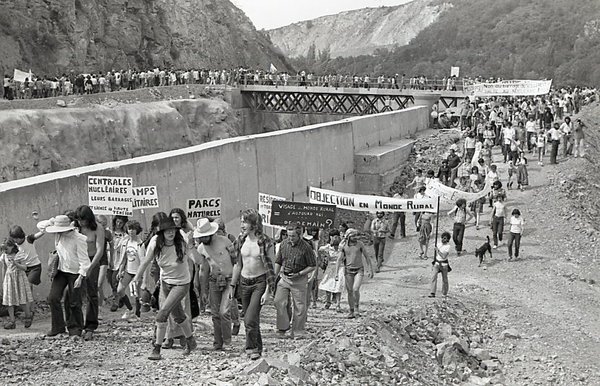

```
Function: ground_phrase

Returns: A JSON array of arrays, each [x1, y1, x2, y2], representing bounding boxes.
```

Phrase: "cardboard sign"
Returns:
[[270, 201, 336, 228], [132, 186, 159, 210], [258, 193, 285, 227], [88, 176, 133, 216], [309, 187, 437, 213], [187, 198, 221, 220]]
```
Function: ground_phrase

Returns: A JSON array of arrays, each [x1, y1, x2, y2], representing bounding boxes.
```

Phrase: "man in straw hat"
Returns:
[[192, 218, 236, 350], [44, 215, 90, 337]]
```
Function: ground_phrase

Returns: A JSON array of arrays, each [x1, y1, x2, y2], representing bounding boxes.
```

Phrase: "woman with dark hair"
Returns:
[[142, 212, 168, 311], [230, 209, 276, 360], [169, 208, 194, 236], [74, 205, 105, 341], [135, 217, 197, 360], [507, 208, 524, 260], [115, 221, 145, 319]]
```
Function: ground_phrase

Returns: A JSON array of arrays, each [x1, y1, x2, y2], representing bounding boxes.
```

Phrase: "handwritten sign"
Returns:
[[258, 193, 285, 227], [88, 176, 133, 216], [270, 201, 336, 228], [132, 186, 159, 210], [187, 198, 221, 220]]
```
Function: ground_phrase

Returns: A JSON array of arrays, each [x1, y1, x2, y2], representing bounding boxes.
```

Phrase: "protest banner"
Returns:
[[271, 201, 336, 228], [450, 66, 460, 77], [132, 186, 159, 210], [464, 79, 552, 97], [425, 178, 492, 205], [309, 187, 437, 213], [258, 193, 285, 227], [13, 69, 32, 83], [88, 176, 133, 216], [187, 197, 221, 220]]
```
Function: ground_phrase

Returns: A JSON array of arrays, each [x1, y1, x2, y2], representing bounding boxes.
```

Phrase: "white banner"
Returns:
[[450, 66, 460, 77], [13, 69, 32, 83], [132, 186, 159, 210], [88, 176, 133, 216], [258, 193, 285, 228], [186, 198, 221, 220], [464, 79, 552, 96], [309, 187, 437, 213], [425, 179, 492, 205]]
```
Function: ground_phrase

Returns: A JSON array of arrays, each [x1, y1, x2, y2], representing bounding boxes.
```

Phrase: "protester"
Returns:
[[429, 231, 451, 298], [559, 117, 573, 157], [418, 212, 434, 259], [573, 119, 586, 158], [318, 229, 344, 312], [95, 215, 112, 307], [548, 122, 561, 165], [447, 198, 473, 255], [389, 189, 407, 239], [214, 218, 240, 335], [8, 225, 44, 290], [370, 211, 389, 272], [115, 221, 145, 319], [507, 209, 525, 260], [535, 129, 546, 166], [516, 155, 529, 191], [490, 195, 507, 249], [134, 217, 197, 360], [1, 239, 34, 329], [109, 216, 128, 309]]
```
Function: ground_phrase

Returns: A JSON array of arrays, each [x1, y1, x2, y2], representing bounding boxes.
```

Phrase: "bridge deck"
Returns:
[[239, 85, 467, 99]]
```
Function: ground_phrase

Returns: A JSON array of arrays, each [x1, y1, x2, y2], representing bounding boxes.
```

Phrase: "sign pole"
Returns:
[[433, 196, 441, 262]]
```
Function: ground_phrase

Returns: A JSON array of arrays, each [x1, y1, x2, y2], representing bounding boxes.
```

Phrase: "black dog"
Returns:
[[475, 236, 493, 266]]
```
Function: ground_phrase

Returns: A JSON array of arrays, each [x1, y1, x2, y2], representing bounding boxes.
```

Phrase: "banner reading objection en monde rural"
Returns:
[[464, 79, 552, 97], [309, 187, 437, 213]]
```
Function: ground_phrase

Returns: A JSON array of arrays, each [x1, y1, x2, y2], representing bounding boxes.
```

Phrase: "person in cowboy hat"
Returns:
[[45, 215, 90, 337], [192, 218, 236, 350], [134, 217, 197, 360]]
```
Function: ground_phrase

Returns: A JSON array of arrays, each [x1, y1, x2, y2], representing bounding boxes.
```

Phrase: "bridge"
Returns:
[[238, 85, 467, 115]]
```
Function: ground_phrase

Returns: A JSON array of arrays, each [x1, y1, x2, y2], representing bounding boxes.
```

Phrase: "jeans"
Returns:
[[431, 263, 449, 296], [507, 232, 522, 258], [492, 216, 505, 246], [550, 140, 559, 164], [452, 223, 465, 252], [49, 270, 83, 335], [344, 267, 364, 312], [209, 277, 232, 348], [390, 212, 406, 238], [83, 262, 100, 331], [373, 237, 386, 267], [563, 134, 573, 156], [241, 274, 267, 354], [155, 281, 192, 346], [274, 274, 308, 333]]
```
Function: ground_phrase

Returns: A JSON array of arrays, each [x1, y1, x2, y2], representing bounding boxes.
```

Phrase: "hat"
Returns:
[[158, 218, 178, 232], [345, 229, 358, 239], [45, 215, 77, 233], [193, 218, 219, 238]]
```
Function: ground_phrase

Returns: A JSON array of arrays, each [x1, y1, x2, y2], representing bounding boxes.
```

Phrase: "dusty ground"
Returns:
[[1, 104, 600, 385]]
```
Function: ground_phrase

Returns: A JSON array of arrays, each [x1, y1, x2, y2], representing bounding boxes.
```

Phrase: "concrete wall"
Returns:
[[0, 106, 428, 297]]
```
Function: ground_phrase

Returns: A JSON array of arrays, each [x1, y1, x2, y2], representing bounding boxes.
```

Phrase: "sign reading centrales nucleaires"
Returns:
[[187, 197, 221, 220], [88, 176, 133, 216], [309, 187, 437, 213], [270, 201, 336, 228], [132, 186, 159, 210]]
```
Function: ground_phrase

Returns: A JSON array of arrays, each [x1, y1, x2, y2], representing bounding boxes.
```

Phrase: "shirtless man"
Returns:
[[336, 230, 374, 318], [193, 218, 234, 350]]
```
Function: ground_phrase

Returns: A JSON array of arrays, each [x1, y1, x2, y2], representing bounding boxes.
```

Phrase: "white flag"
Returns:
[[269, 63, 278, 73]]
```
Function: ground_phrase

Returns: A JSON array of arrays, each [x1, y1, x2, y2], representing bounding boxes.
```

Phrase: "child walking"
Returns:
[[536, 130, 546, 166], [318, 229, 345, 312], [1, 239, 34, 329]]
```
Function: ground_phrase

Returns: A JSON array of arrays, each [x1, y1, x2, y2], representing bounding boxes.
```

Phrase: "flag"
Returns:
[[13, 69, 32, 82], [269, 63, 278, 73]]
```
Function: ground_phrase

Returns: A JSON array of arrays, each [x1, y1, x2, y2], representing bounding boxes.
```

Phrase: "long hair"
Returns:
[[144, 212, 168, 248], [75, 205, 97, 231], [241, 208, 263, 237], [112, 215, 129, 232], [169, 208, 192, 232], [0, 238, 18, 255], [154, 229, 185, 263]]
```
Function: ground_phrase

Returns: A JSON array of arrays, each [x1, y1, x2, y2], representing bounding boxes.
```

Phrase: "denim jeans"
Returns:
[[83, 262, 100, 331], [209, 277, 232, 348], [49, 270, 83, 335], [492, 216, 505, 246], [274, 274, 308, 333], [550, 140, 559, 164], [390, 212, 406, 238], [157, 281, 190, 324], [431, 263, 449, 296], [452, 223, 465, 252], [507, 232, 522, 258], [373, 237, 386, 267], [241, 274, 267, 354]]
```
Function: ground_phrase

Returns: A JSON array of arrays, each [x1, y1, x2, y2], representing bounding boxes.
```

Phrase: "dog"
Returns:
[[475, 236, 493, 266]]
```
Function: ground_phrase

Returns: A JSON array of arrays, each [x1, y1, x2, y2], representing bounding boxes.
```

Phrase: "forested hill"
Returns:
[[289, 0, 600, 86]]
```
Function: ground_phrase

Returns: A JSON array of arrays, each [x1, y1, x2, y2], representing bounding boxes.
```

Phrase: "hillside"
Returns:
[[285, 0, 600, 86], [0, 0, 289, 76], [268, 0, 451, 58]]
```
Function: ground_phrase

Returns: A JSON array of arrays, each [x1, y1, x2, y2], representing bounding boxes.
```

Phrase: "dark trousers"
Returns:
[[241, 275, 267, 354], [390, 212, 406, 238], [373, 237, 386, 267], [452, 223, 465, 252], [209, 278, 232, 348], [526, 132, 534, 152], [49, 270, 83, 335], [508, 232, 522, 258], [550, 140, 559, 164], [84, 263, 100, 331], [492, 216, 505, 246]]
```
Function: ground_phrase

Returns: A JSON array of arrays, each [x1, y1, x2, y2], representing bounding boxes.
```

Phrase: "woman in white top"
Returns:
[[507, 209, 524, 260], [135, 217, 197, 360], [491, 195, 507, 249]]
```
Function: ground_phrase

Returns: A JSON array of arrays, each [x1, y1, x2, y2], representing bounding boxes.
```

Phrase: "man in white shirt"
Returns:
[[548, 123, 562, 164], [502, 123, 516, 163], [525, 115, 537, 153]]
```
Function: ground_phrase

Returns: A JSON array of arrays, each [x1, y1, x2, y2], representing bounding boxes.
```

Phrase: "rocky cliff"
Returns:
[[268, 0, 452, 58], [0, 0, 289, 76]]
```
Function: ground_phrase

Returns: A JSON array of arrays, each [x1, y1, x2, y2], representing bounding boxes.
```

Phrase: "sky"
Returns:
[[231, 0, 413, 30]]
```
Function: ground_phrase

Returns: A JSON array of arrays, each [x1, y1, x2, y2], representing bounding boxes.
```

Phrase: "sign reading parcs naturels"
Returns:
[[187, 197, 221, 220], [88, 176, 133, 216], [132, 186, 159, 210], [270, 201, 336, 228]]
